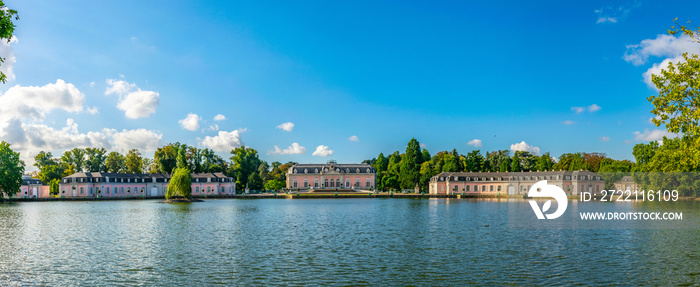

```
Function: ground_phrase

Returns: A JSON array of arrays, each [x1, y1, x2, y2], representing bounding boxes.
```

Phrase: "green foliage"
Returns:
[[0, 141, 24, 201], [49, 179, 60, 196], [535, 152, 554, 171], [511, 153, 522, 172], [39, 164, 64, 184], [247, 171, 263, 190], [464, 150, 484, 172], [230, 146, 262, 189], [553, 153, 590, 171], [399, 138, 423, 189], [0, 1, 18, 84], [264, 179, 285, 191], [105, 151, 126, 173], [61, 148, 86, 172], [125, 149, 143, 174], [499, 160, 509, 172], [85, 148, 107, 172], [166, 168, 192, 199]]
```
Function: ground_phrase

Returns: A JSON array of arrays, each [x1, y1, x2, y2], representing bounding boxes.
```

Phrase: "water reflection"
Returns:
[[0, 199, 698, 285]]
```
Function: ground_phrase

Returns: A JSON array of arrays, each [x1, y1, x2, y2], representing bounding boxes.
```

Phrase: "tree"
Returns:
[[85, 148, 107, 172], [399, 138, 423, 189], [0, 1, 18, 84], [464, 150, 484, 172], [39, 164, 64, 185], [264, 179, 285, 191], [49, 178, 60, 197], [166, 167, 192, 199], [0, 141, 24, 202], [125, 149, 143, 174], [230, 146, 262, 189], [105, 151, 126, 173], [61, 148, 86, 172], [419, 161, 438, 191], [154, 144, 180, 174], [34, 151, 55, 170], [511, 153, 522, 172], [535, 152, 554, 171], [247, 172, 263, 190], [499, 160, 509, 172]]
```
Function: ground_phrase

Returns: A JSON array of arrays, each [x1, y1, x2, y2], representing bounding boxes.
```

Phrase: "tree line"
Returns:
[[363, 138, 635, 192]]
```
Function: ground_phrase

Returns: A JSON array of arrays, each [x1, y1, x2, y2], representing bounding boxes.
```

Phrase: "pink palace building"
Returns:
[[59, 172, 236, 198], [286, 161, 377, 190], [429, 170, 605, 196], [19, 176, 51, 198]]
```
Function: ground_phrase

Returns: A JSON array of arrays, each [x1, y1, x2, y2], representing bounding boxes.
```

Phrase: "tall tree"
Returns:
[[105, 151, 126, 173], [154, 144, 179, 174], [0, 141, 24, 201], [34, 151, 55, 170], [511, 153, 522, 172], [61, 148, 86, 172], [0, 1, 18, 84], [230, 146, 262, 189], [125, 149, 143, 174], [166, 167, 192, 199], [85, 148, 107, 172], [399, 138, 423, 189], [535, 152, 554, 171]]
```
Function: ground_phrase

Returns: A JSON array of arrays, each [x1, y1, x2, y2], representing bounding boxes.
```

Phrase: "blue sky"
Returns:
[[2, 0, 699, 169]]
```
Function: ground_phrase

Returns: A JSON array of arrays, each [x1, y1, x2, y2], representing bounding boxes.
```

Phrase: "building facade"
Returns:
[[286, 162, 377, 190], [19, 177, 50, 198], [613, 176, 639, 192], [429, 170, 605, 196], [59, 172, 236, 198]]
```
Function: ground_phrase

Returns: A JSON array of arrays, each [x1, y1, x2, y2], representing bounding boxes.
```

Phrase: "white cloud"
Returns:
[[596, 17, 617, 24], [0, 79, 86, 122], [348, 135, 359, 142], [269, 142, 306, 155], [213, 114, 226, 121], [178, 113, 201, 131], [420, 143, 427, 148], [0, 36, 17, 82], [105, 79, 160, 119], [276, 122, 295, 132], [312, 145, 334, 157], [510, 141, 540, 155], [571, 104, 601, 114], [648, 115, 662, 125], [599, 136, 610, 142], [624, 34, 699, 89], [200, 129, 246, 152], [467, 139, 483, 148], [208, 124, 219, 132], [89, 81, 95, 88], [562, 120, 575, 125], [86, 106, 99, 115], [110, 128, 162, 153], [588, 104, 601, 112], [633, 129, 678, 142]]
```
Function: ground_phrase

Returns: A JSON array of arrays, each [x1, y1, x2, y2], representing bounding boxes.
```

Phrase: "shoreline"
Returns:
[[6, 193, 700, 202]]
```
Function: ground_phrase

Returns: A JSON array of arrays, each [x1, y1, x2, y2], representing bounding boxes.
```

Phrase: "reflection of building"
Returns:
[[429, 171, 605, 195], [286, 161, 376, 190], [614, 176, 639, 192], [20, 176, 50, 198], [59, 172, 235, 198]]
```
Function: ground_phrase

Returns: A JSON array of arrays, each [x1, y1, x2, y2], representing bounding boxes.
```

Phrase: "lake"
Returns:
[[1, 198, 699, 285]]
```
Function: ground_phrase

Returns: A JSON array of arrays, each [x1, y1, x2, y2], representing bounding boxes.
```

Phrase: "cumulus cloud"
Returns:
[[633, 129, 678, 142], [105, 79, 160, 119], [420, 143, 427, 148], [178, 113, 201, 131], [562, 120, 575, 125], [467, 139, 482, 148], [110, 128, 162, 153], [599, 136, 610, 142], [348, 135, 359, 142], [86, 106, 100, 115], [269, 142, 306, 155], [510, 141, 540, 155], [0, 79, 86, 122], [624, 34, 699, 89], [312, 145, 334, 157], [208, 124, 219, 132], [200, 129, 246, 152], [276, 122, 294, 132], [213, 114, 226, 121], [571, 104, 601, 114], [0, 36, 17, 82]]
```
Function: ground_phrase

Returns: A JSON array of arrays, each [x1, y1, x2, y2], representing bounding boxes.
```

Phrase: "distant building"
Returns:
[[59, 172, 235, 198], [286, 161, 377, 190], [429, 170, 605, 195], [613, 176, 639, 192], [20, 176, 50, 198]]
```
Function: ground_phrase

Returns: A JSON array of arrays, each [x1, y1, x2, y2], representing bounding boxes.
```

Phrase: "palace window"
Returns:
[[304, 179, 308, 188], [314, 179, 319, 188], [465, 185, 470, 192], [490, 185, 494, 192], [196, 186, 200, 193], [106, 187, 110, 194], [336, 179, 340, 187], [365, 179, 371, 188], [293, 179, 298, 188], [355, 179, 360, 187]]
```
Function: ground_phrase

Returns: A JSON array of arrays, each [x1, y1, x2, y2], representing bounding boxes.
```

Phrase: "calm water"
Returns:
[[1, 198, 699, 286]]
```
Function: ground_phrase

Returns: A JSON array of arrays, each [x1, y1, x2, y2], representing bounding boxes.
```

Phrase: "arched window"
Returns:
[[355, 178, 360, 187], [303, 179, 309, 188], [366, 178, 371, 187], [314, 178, 319, 188], [293, 178, 298, 188], [336, 179, 340, 187], [324, 179, 328, 187]]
